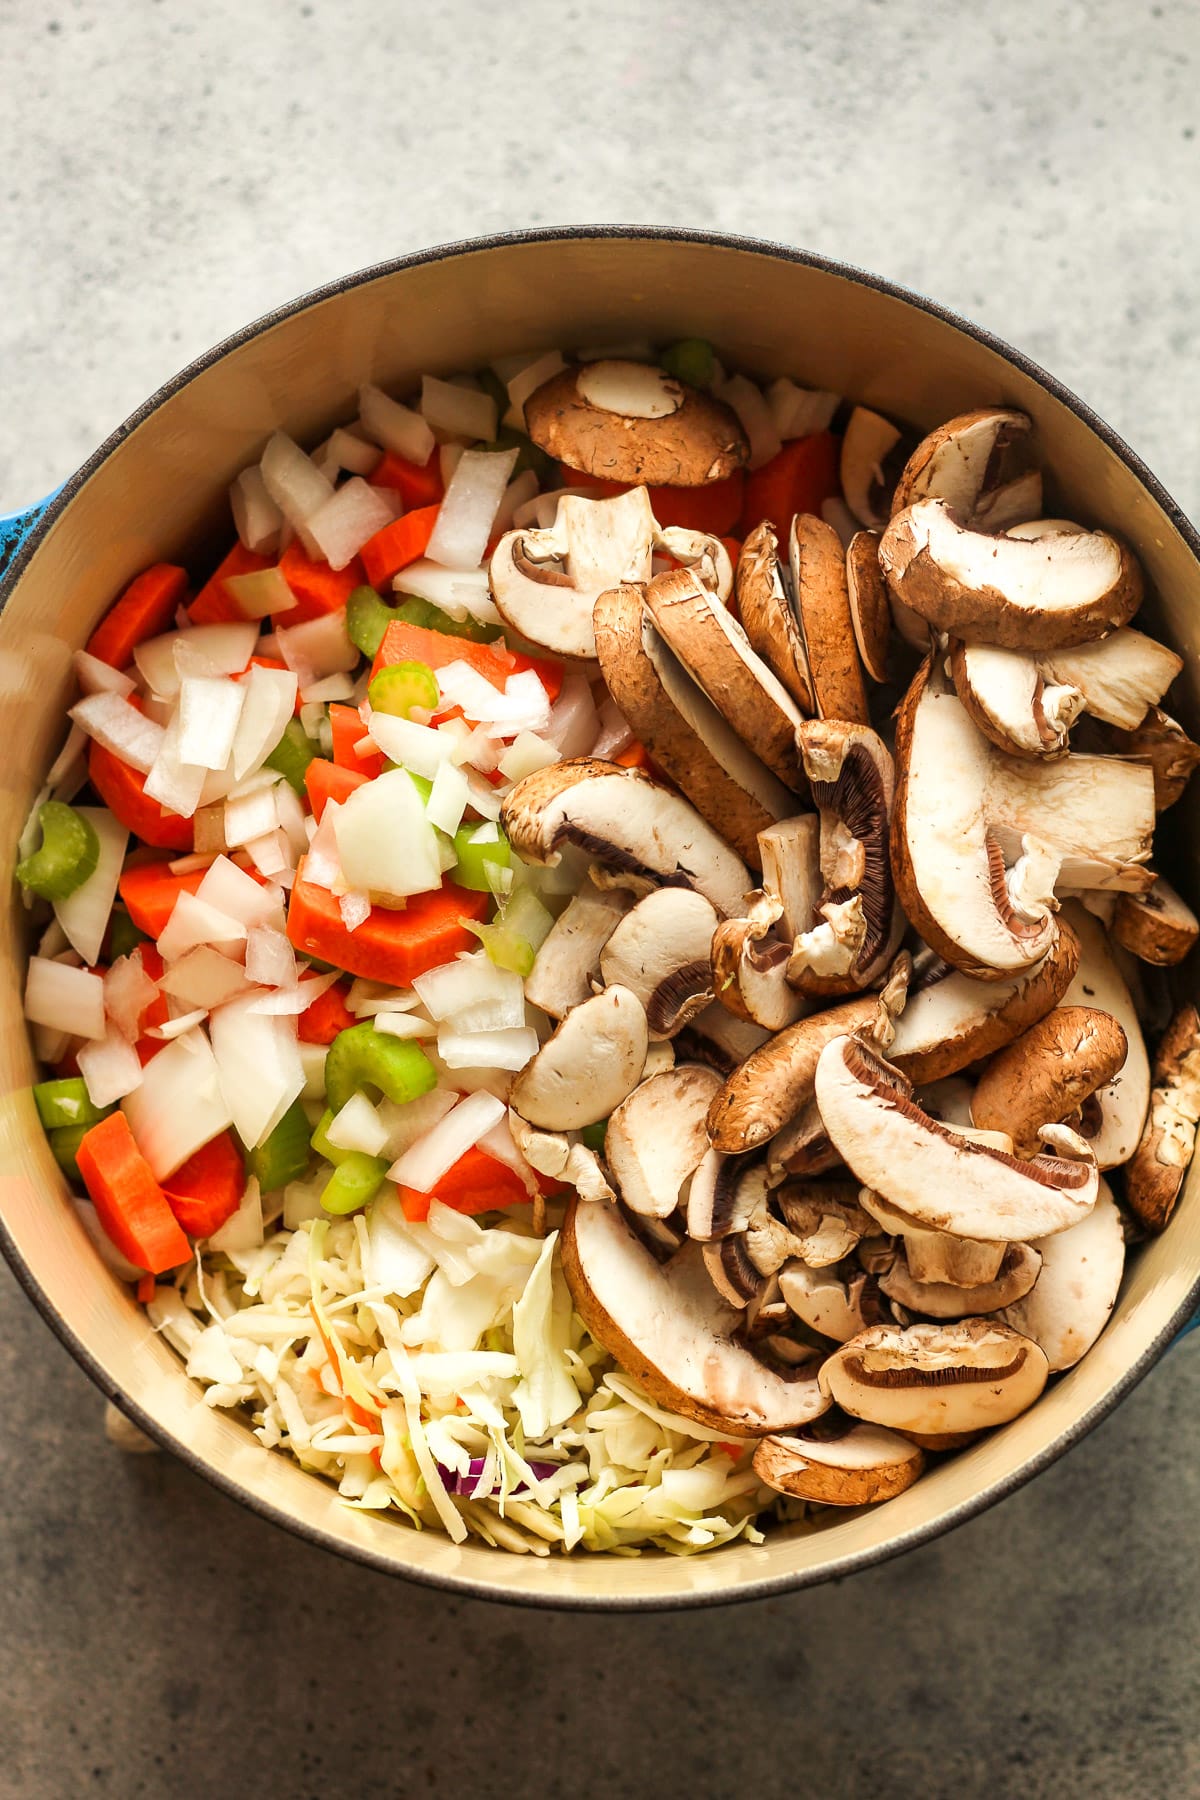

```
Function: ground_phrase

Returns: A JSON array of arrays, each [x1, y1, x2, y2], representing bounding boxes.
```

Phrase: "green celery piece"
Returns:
[[659, 337, 716, 388], [485, 426, 555, 484], [323, 1024, 437, 1115], [579, 1120, 608, 1154], [16, 802, 99, 902], [451, 824, 512, 893], [33, 1077, 111, 1132], [321, 1152, 389, 1215], [368, 660, 440, 719], [311, 1108, 350, 1168], [264, 718, 322, 794], [391, 596, 494, 644], [106, 907, 147, 961], [49, 1120, 93, 1184], [247, 1098, 311, 1192]]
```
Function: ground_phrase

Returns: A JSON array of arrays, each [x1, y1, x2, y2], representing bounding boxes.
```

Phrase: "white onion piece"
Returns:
[[359, 383, 435, 465], [497, 731, 559, 782], [246, 971, 339, 1016], [73, 650, 135, 697], [715, 373, 782, 470], [338, 890, 372, 932], [196, 855, 284, 931], [435, 662, 550, 735], [52, 806, 127, 968], [222, 566, 297, 620], [439, 443, 466, 488], [491, 469, 540, 539], [103, 949, 158, 1042], [209, 993, 305, 1149], [371, 1012, 436, 1039], [436, 1027, 539, 1071], [590, 695, 634, 759], [463, 770, 503, 821], [347, 980, 419, 1015], [177, 674, 247, 771], [504, 351, 566, 431], [388, 560, 494, 620], [150, 1008, 210, 1040], [156, 893, 248, 961], [544, 666, 598, 758], [230, 665, 297, 780], [244, 829, 292, 878], [412, 952, 525, 1029], [276, 609, 358, 686], [378, 1087, 458, 1160], [245, 926, 297, 988], [388, 1090, 507, 1192], [24, 958, 106, 1040], [77, 1025, 144, 1108], [306, 476, 394, 571], [765, 377, 841, 441], [224, 783, 280, 849], [327, 427, 382, 477], [259, 432, 336, 545], [366, 712, 461, 780], [159, 946, 251, 1009], [425, 448, 519, 573], [365, 1193, 436, 1297], [208, 1177, 263, 1253], [326, 1092, 390, 1158], [231, 464, 284, 554], [74, 1198, 145, 1280], [143, 714, 207, 819], [421, 375, 498, 444], [333, 769, 442, 899], [425, 759, 470, 836], [300, 807, 343, 892], [122, 1030, 234, 1179], [69, 692, 164, 774], [273, 781, 309, 860], [134, 622, 258, 699], [299, 673, 355, 705]]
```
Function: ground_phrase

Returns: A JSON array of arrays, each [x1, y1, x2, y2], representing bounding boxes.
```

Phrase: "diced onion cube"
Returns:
[[425, 447, 520, 573], [231, 464, 284, 555], [24, 958, 106, 1040], [359, 383, 436, 466], [306, 477, 395, 571], [177, 674, 247, 771], [420, 375, 498, 444], [332, 769, 443, 898], [122, 1030, 234, 1178]]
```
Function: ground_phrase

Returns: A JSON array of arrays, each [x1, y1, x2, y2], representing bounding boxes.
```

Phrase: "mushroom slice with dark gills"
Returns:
[[819, 1320, 1049, 1436], [523, 358, 749, 487], [878, 1242, 1042, 1320], [523, 880, 632, 1020], [673, 1001, 770, 1077], [753, 1414, 925, 1506], [889, 408, 1039, 528], [1125, 1005, 1200, 1234], [970, 1005, 1129, 1160], [500, 758, 752, 918], [560, 1195, 829, 1435], [1001, 1178, 1125, 1370], [787, 719, 900, 996], [766, 1096, 842, 1180], [604, 1064, 722, 1219], [598, 887, 718, 1037], [1113, 877, 1200, 967], [814, 1034, 1100, 1242], [686, 1148, 772, 1243], [735, 520, 816, 715], [509, 986, 648, 1130]]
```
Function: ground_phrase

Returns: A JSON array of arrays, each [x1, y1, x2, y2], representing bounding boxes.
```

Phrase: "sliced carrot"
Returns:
[[399, 1145, 531, 1222], [303, 759, 368, 822], [75, 1112, 190, 1273], [136, 1273, 157, 1305], [614, 739, 651, 770], [275, 541, 367, 624], [371, 620, 563, 703], [368, 449, 444, 510], [162, 1131, 245, 1237], [738, 432, 840, 537], [297, 980, 357, 1045], [286, 861, 489, 985], [189, 544, 274, 624], [85, 564, 189, 669], [118, 862, 204, 938], [329, 703, 385, 778], [360, 506, 441, 589], [88, 741, 194, 852]]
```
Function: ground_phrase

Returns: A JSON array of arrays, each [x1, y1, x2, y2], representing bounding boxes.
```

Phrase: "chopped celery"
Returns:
[[407, 771, 434, 805], [660, 337, 716, 389], [49, 1120, 93, 1184], [324, 1024, 437, 1115], [390, 595, 494, 644], [247, 1098, 311, 1192], [368, 660, 440, 719], [16, 801, 99, 902], [452, 823, 512, 892], [33, 1077, 111, 1132], [107, 906, 147, 961], [321, 1152, 389, 1215], [346, 586, 401, 658], [264, 718, 322, 793], [311, 1107, 350, 1167], [579, 1120, 608, 1154], [466, 885, 554, 976]]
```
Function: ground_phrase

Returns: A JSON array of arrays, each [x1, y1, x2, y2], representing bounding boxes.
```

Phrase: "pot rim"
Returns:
[[3, 222, 1198, 1611]]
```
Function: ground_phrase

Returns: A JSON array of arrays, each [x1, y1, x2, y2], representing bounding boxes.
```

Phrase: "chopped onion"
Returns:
[[492, 469, 540, 539], [435, 662, 550, 736], [103, 949, 159, 1042], [388, 559, 490, 611], [544, 666, 598, 758], [122, 1029, 234, 1178], [231, 464, 284, 554], [591, 695, 634, 758], [425, 447, 519, 573], [230, 664, 297, 780], [246, 970, 339, 1015], [207, 1177, 263, 1253], [463, 769, 503, 821], [366, 711, 460, 780], [276, 609, 358, 686], [259, 432, 336, 549], [197, 855, 284, 930], [134, 622, 258, 699], [150, 1008, 210, 1040], [338, 890, 372, 932], [504, 351, 566, 431], [425, 759, 470, 836], [209, 993, 305, 1149], [475, 1115, 538, 1195], [299, 672, 355, 705], [78, 1025, 144, 1107], [358, 383, 435, 465], [177, 674, 247, 771], [439, 443, 466, 488], [332, 769, 443, 900], [53, 806, 128, 967], [306, 476, 394, 571], [765, 377, 840, 441], [421, 375, 498, 444], [436, 1027, 539, 1071], [497, 731, 559, 782], [68, 692, 164, 773], [326, 1092, 390, 1158], [24, 958, 106, 1040], [224, 783, 280, 849], [300, 805, 343, 892], [371, 1011, 436, 1040], [245, 926, 297, 988], [379, 1087, 458, 1159], [244, 828, 292, 878], [73, 650, 135, 697], [413, 953, 525, 1033], [387, 1090, 507, 1192], [143, 714, 207, 818], [716, 373, 782, 470], [366, 1193, 436, 1297], [327, 427, 382, 478], [157, 893, 248, 961], [159, 946, 251, 1009]]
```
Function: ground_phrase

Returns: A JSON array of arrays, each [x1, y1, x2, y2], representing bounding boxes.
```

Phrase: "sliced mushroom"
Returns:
[[506, 1109, 615, 1204], [500, 758, 752, 917], [641, 566, 806, 785], [889, 408, 1037, 526], [1109, 707, 1200, 809], [845, 530, 891, 683], [971, 1005, 1129, 1159], [758, 814, 824, 938], [753, 1416, 925, 1506], [561, 1197, 828, 1434], [860, 1189, 1007, 1288], [880, 499, 1143, 650], [767, 1097, 842, 1180], [819, 1319, 1049, 1435], [787, 719, 899, 995], [786, 514, 870, 725], [815, 1034, 1100, 1241], [778, 1261, 887, 1342], [673, 1001, 770, 1077], [712, 893, 807, 1031], [706, 956, 911, 1154], [703, 1233, 771, 1309], [840, 407, 903, 530], [686, 1148, 771, 1241], [598, 886, 718, 1037], [488, 486, 655, 658], [604, 1064, 722, 1219], [879, 1242, 1042, 1319], [773, 1181, 873, 1264], [1062, 900, 1151, 1169], [735, 521, 816, 714], [1125, 1005, 1200, 1233], [523, 359, 749, 487], [1113, 877, 1200, 967], [523, 881, 632, 1020], [509, 985, 647, 1129], [1000, 1178, 1125, 1370], [986, 738, 1155, 893], [593, 584, 794, 865]]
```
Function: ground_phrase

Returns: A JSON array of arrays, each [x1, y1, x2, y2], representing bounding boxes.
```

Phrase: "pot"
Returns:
[[1, 227, 1197, 1609]]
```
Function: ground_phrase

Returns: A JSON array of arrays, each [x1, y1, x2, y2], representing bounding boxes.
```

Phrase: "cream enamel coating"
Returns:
[[2, 231, 1200, 1608]]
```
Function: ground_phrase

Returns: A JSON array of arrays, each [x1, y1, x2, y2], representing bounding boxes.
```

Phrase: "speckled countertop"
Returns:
[[2, 2, 1199, 1795]]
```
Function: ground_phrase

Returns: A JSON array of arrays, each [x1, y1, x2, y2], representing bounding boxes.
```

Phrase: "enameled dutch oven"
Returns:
[[1, 227, 1198, 1610]]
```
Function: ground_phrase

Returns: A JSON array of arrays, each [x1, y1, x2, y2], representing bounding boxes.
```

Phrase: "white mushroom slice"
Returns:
[[524, 360, 749, 486], [1000, 1178, 1125, 1370], [766, 1098, 841, 1180], [593, 583, 793, 865], [605, 1064, 722, 1219], [561, 1197, 829, 1434], [501, 758, 752, 918], [509, 986, 648, 1130], [845, 531, 891, 683], [1113, 878, 1200, 967], [641, 567, 806, 786], [712, 894, 807, 1031], [735, 521, 816, 714], [889, 409, 1034, 524], [506, 1109, 615, 1203], [971, 1005, 1129, 1159], [986, 743, 1156, 893], [686, 1148, 772, 1242], [488, 486, 656, 658], [788, 720, 898, 995], [972, 468, 1043, 532], [880, 497, 1143, 649], [815, 1034, 1100, 1241], [641, 1039, 676, 1080], [753, 1417, 925, 1506], [778, 1261, 884, 1343], [789, 513, 870, 725], [758, 815, 823, 939], [523, 882, 632, 1020], [879, 1242, 1042, 1320], [773, 1182, 873, 1264], [840, 407, 903, 530], [860, 1189, 1007, 1288], [1110, 706, 1200, 810], [819, 1320, 1049, 1435], [1125, 1006, 1200, 1233], [598, 887, 718, 1037], [1062, 900, 1151, 1169]]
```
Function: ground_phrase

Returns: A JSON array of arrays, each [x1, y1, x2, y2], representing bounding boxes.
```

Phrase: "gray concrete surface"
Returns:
[[2, 1, 1199, 1794]]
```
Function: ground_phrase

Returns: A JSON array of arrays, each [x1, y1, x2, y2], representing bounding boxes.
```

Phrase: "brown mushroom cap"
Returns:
[[735, 521, 816, 714], [889, 408, 1035, 524], [790, 514, 870, 725], [1112, 877, 1200, 967], [524, 359, 748, 487], [878, 1242, 1042, 1320], [1125, 1005, 1200, 1233], [845, 531, 892, 684], [818, 1318, 1049, 1435], [1109, 707, 1200, 810], [753, 1414, 925, 1506], [971, 1005, 1129, 1159]]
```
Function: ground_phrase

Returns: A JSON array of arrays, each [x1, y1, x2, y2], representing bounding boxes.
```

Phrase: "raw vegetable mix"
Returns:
[[15, 340, 1200, 1556]]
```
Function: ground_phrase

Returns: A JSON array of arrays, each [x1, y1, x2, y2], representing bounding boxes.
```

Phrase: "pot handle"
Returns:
[[0, 489, 62, 583]]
